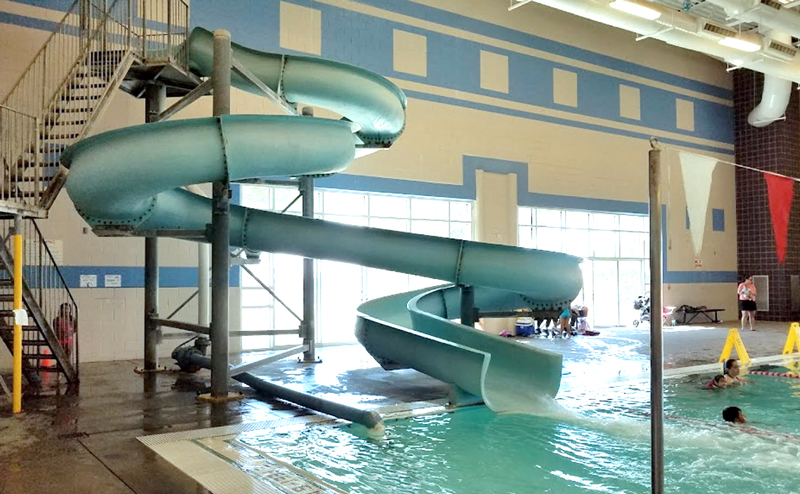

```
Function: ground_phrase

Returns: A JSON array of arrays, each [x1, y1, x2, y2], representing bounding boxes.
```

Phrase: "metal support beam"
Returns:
[[460, 285, 476, 328], [152, 78, 213, 123], [231, 57, 299, 116], [143, 83, 165, 372], [241, 265, 302, 322], [210, 29, 232, 398], [152, 318, 209, 334], [162, 329, 301, 339], [233, 179, 299, 186], [508, 0, 533, 10], [229, 345, 307, 376], [166, 290, 198, 320], [299, 175, 319, 363], [648, 138, 664, 494]]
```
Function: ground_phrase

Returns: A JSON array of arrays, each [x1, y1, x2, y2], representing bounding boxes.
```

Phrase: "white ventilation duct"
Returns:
[[700, 0, 794, 126], [704, 0, 800, 41], [518, 0, 800, 85], [747, 61, 793, 127]]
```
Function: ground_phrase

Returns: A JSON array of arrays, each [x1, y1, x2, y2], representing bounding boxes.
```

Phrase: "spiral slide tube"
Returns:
[[61, 28, 582, 412]]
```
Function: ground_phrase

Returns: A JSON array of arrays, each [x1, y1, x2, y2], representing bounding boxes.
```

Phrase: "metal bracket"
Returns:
[[508, 0, 533, 10], [231, 57, 299, 116], [152, 78, 213, 123], [229, 345, 308, 376], [636, 27, 674, 42]]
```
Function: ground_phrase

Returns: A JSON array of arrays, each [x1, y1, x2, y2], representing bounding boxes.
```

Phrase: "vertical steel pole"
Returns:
[[210, 30, 232, 397], [460, 285, 475, 328], [648, 139, 664, 494], [12, 215, 22, 413], [143, 84, 165, 371], [300, 175, 317, 362]]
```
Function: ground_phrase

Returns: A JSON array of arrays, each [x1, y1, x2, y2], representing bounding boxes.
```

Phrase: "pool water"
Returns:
[[238, 366, 800, 494]]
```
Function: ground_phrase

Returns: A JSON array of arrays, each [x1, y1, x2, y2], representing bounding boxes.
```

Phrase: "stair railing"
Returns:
[[0, 219, 79, 378], [0, 0, 191, 216]]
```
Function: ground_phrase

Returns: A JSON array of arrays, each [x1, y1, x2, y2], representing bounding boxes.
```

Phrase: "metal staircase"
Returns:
[[0, 0, 195, 387], [0, 219, 78, 386]]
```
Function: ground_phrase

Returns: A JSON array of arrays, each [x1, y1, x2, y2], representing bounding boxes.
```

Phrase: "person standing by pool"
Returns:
[[721, 358, 746, 386], [559, 307, 571, 339], [737, 276, 757, 331]]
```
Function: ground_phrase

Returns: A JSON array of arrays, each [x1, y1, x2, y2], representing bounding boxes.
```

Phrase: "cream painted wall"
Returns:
[[474, 170, 518, 335]]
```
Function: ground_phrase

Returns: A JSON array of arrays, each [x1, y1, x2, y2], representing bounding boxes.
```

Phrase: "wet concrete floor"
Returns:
[[0, 320, 792, 493]]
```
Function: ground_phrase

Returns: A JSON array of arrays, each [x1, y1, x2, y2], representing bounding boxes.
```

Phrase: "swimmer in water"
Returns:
[[721, 359, 747, 386], [705, 374, 728, 389], [722, 406, 747, 424]]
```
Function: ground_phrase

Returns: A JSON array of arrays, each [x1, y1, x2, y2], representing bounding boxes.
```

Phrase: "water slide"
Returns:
[[61, 28, 583, 412]]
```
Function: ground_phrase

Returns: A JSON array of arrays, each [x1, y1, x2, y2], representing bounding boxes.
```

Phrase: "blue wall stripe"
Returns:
[[10, 0, 71, 11], [403, 89, 733, 155], [55, 266, 241, 289], [0, 11, 58, 31], [346, 0, 732, 100]]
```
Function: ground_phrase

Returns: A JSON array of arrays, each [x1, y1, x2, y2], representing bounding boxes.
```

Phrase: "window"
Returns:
[[518, 206, 649, 327], [240, 185, 472, 348]]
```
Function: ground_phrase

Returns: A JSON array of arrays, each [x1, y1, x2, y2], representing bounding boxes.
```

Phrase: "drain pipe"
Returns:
[[748, 33, 793, 128], [173, 344, 383, 431]]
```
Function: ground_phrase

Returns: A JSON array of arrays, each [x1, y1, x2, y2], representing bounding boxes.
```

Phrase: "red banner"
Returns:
[[764, 173, 795, 264]]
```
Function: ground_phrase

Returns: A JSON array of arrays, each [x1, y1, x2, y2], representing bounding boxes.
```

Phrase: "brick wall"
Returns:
[[734, 69, 800, 321]]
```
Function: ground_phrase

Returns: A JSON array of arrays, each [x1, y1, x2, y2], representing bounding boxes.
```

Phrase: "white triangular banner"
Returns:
[[678, 151, 717, 257]]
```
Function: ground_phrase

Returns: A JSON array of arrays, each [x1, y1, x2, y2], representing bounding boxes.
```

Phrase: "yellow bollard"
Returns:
[[718, 328, 752, 367], [12, 232, 22, 413], [782, 322, 800, 356]]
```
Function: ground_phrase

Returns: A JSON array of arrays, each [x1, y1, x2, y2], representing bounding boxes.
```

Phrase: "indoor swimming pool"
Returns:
[[225, 363, 800, 494]]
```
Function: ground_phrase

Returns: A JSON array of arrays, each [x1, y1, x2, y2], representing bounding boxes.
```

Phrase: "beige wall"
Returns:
[[474, 170, 518, 335], [0, 0, 739, 366]]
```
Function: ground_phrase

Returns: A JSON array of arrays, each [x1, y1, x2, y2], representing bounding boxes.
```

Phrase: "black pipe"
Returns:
[[179, 350, 382, 430]]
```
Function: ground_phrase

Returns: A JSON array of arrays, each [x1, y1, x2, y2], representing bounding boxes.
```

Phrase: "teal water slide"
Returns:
[[61, 28, 582, 412]]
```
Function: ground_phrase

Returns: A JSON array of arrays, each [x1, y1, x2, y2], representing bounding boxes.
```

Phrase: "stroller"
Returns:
[[632, 294, 676, 327]]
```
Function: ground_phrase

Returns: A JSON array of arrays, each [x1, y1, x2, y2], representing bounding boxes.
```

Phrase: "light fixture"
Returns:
[[719, 36, 761, 53], [609, 0, 661, 20]]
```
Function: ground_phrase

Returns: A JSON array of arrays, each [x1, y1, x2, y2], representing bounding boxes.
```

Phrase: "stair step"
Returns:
[[36, 365, 62, 373], [51, 120, 87, 126], [0, 280, 13, 287], [50, 108, 86, 114], [73, 83, 106, 90], [60, 94, 101, 101], [22, 340, 47, 346], [41, 134, 80, 140], [25, 353, 58, 360], [0, 321, 39, 327], [0, 309, 30, 317], [0, 294, 14, 302]]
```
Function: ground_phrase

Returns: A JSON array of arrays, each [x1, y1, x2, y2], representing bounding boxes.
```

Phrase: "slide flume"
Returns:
[[62, 28, 582, 411]]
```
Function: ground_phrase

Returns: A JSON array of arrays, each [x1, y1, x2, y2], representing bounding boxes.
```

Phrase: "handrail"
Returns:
[[39, 1, 125, 130], [25, 218, 79, 378], [0, 0, 191, 217], [0, 0, 82, 105], [0, 105, 37, 119], [30, 220, 78, 315]]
